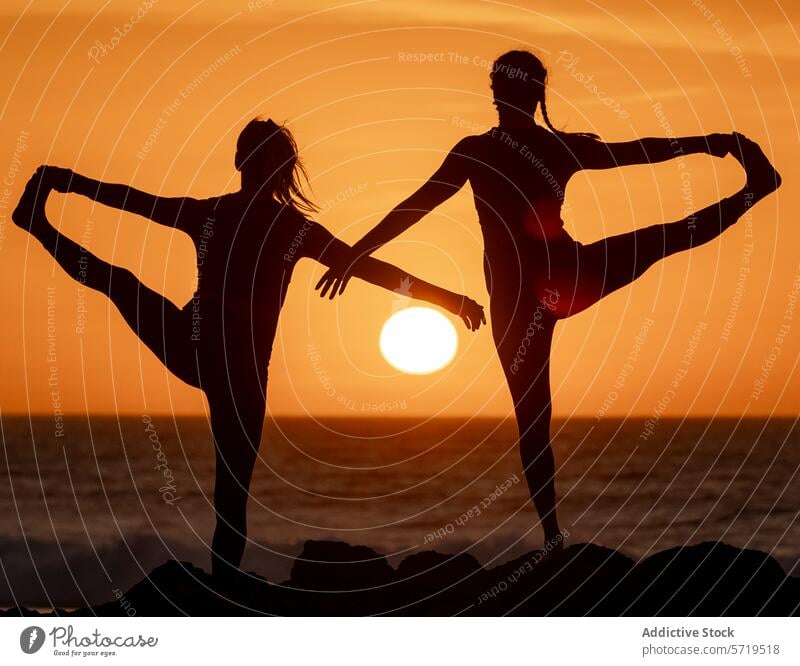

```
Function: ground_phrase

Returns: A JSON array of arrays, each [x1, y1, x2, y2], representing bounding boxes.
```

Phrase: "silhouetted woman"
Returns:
[[13, 118, 485, 579], [316, 50, 781, 549]]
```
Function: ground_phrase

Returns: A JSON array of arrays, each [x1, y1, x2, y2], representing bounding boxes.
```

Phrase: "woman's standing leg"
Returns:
[[200, 338, 268, 580], [491, 293, 562, 546], [207, 394, 264, 580]]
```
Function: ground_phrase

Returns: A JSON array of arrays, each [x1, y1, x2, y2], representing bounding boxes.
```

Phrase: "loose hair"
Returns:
[[490, 50, 599, 140], [236, 117, 318, 213]]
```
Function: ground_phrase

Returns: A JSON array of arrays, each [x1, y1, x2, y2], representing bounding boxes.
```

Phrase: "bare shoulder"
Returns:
[[453, 134, 482, 155], [173, 194, 218, 238]]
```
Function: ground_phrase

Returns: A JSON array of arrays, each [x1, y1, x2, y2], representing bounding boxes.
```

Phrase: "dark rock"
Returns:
[[475, 543, 636, 615], [620, 542, 800, 616], [280, 540, 396, 616], [90, 560, 249, 616], [394, 550, 489, 615], [288, 540, 395, 592]]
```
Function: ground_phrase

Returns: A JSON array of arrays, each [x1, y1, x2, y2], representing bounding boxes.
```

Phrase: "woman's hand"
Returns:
[[451, 295, 486, 332], [315, 243, 363, 299], [315, 263, 352, 299], [707, 133, 734, 158], [40, 165, 75, 193]]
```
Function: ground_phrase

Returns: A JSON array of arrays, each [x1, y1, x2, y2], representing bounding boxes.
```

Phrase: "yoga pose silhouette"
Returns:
[[13, 118, 485, 579], [316, 50, 781, 549]]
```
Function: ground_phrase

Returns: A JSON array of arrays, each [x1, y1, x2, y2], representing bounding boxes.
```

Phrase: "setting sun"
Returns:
[[379, 307, 458, 374]]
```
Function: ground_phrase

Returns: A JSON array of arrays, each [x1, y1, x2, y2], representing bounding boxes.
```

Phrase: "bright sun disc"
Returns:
[[380, 307, 458, 374]]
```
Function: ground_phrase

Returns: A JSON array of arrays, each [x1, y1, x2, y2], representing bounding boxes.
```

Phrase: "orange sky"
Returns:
[[0, 0, 798, 417]]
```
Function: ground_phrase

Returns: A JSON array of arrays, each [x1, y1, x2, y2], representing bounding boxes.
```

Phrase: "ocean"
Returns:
[[1, 415, 798, 607]]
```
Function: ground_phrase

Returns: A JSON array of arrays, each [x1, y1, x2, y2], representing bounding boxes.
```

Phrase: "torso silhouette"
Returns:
[[178, 192, 325, 370], [455, 126, 590, 301]]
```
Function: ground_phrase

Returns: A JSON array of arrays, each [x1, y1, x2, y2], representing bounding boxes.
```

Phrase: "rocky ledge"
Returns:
[[4, 541, 798, 616]]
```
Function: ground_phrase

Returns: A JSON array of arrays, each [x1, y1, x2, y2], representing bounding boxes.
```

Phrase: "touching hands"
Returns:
[[313, 252, 486, 332], [315, 262, 353, 299]]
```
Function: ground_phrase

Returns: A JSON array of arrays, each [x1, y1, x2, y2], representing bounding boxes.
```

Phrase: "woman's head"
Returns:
[[490, 49, 598, 139], [490, 50, 546, 113], [235, 118, 317, 212]]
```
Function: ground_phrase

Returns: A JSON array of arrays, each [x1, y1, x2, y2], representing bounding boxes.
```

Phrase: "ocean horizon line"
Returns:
[[3, 413, 798, 420]]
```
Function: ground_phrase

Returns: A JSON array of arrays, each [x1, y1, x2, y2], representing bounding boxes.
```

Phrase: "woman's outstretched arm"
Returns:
[[569, 132, 733, 170], [46, 166, 202, 233], [307, 224, 485, 331], [350, 142, 470, 255], [314, 139, 471, 297]]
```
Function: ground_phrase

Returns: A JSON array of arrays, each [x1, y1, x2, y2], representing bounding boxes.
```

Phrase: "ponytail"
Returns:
[[540, 93, 600, 140]]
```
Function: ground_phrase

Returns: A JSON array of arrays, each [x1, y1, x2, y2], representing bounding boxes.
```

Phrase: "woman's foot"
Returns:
[[546, 530, 567, 549], [730, 132, 782, 203], [12, 167, 51, 237], [534, 531, 566, 565]]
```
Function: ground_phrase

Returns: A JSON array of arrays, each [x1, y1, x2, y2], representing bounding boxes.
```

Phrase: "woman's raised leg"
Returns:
[[555, 134, 781, 319], [13, 168, 199, 387]]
